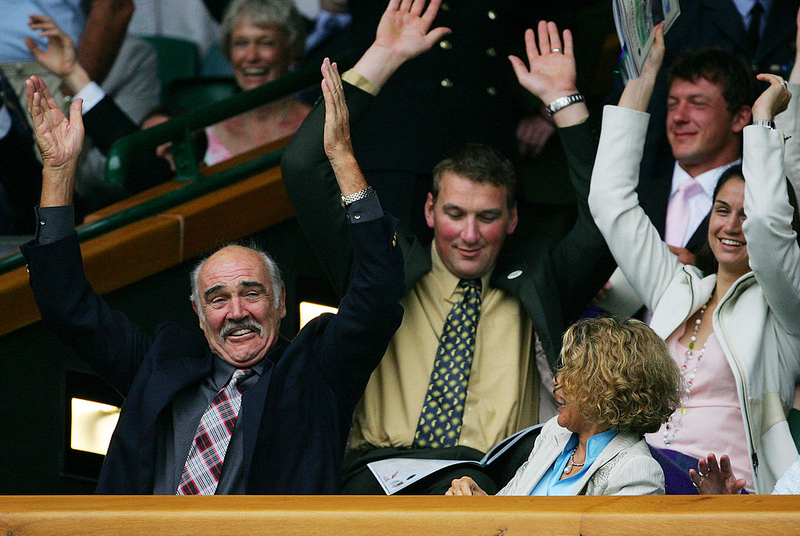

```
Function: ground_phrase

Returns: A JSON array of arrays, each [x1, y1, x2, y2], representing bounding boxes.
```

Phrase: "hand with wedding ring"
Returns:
[[752, 73, 792, 122], [689, 453, 746, 495], [509, 20, 585, 127]]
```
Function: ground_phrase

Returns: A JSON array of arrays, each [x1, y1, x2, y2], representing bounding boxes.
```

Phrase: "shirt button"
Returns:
[[439, 40, 453, 50], [463, 439, 469, 444], [486, 47, 497, 57], [487, 10, 497, 20], [441, 78, 453, 88]]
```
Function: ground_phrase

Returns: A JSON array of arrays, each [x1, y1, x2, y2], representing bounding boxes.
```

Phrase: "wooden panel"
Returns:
[[0, 216, 182, 337], [82, 181, 187, 223], [0, 495, 799, 536], [170, 166, 295, 258]]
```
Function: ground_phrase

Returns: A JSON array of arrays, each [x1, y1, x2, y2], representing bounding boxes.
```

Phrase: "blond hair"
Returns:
[[555, 317, 681, 435]]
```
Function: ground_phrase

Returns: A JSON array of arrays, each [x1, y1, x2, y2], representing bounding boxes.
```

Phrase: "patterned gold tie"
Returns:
[[413, 279, 482, 448]]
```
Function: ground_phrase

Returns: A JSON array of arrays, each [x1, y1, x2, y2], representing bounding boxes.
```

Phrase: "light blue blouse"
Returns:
[[530, 429, 619, 496]]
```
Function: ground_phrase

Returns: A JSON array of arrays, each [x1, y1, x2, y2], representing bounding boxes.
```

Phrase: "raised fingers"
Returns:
[[547, 21, 562, 53]]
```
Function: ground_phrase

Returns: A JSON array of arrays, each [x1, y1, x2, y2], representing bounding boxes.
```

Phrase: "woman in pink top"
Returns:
[[205, 0, 310, 166], [589, 26, 800, 493]]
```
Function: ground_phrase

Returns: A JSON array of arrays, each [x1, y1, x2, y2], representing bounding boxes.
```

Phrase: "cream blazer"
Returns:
[[498, 417, 663, 495], [588, 105, 800, 493]]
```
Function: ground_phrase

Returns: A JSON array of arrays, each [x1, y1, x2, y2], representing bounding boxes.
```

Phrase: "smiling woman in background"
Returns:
[[204, 0, 310, 165], [588, 25, 800, 494]]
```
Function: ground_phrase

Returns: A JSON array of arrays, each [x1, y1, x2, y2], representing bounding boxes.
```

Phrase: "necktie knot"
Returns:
[[230, 368, 255, 393]]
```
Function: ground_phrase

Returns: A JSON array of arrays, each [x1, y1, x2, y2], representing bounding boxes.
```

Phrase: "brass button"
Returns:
[[487, 10, 497, 20], [392, 232, 397, 247], [486, 47, 497, 57], [441, 78, 453, 88], [439, 40, 452, 50], [486, 86, 497, 96]]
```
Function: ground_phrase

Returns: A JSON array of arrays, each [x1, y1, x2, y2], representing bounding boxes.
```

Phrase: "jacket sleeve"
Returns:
[[281, 82, 377, 298], [304, 215, 405, 410], [588, 105, 684, 312], [603, 452, 665, 495], [742, 124, 800, 339], [83, 96, 173, 194], [547, 119, 616, 322], [20, 233, 152, 394]]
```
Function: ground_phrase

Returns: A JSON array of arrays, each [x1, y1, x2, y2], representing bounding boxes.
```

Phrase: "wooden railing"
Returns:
[[0, 495, 798, 535], [0, 142, 293, 338]]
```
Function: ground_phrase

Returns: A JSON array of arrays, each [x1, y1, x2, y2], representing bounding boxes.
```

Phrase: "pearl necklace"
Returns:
[[664, 301, 709, 447], [563, 448, 585, 475]]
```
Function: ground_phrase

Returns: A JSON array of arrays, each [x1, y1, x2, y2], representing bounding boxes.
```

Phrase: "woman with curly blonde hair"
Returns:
[[447, 317, 681, 496]]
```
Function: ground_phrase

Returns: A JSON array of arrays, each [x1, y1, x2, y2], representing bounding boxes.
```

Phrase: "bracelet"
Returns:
[[545, 93, 585, 116], [752, 119, 775, 130], [340, 185, 375, 207]]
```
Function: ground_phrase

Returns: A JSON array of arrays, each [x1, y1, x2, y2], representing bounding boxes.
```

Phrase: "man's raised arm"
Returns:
[[26, 75, 84, 209], [281, 0, 449, 297]]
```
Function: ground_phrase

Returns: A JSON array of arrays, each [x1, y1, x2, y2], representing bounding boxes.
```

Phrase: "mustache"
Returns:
[[220, 319, 263, 341]]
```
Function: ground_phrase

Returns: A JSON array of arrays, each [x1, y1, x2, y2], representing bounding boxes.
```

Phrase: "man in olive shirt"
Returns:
[[282, 1, 614, 494]]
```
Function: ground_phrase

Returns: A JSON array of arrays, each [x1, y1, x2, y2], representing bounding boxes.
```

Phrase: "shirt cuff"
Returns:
[[342, 70, 381, 96], [74, 81, 106, 114], [34, 205, 75, 244], [346, 191, 383, 223]]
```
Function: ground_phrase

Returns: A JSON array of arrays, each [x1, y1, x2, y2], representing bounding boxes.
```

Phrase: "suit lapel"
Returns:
[[756, 1, 797, 63], [701, 0, 748, 56]]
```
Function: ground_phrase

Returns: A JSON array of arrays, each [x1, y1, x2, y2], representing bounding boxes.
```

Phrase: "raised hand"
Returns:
[[690, 453, 746, 495], [373, 0, 451, 63], [26, 14, 91, 94], [445, 476, 488, 496], [321, 58, 367, 197], [618, 23, 665, 112], [752, 73, 792, 122], [26, 75, 84, 205], [509, 21, 578, 105], [353, 0, 451, 89], [25, 15, 77, 78]]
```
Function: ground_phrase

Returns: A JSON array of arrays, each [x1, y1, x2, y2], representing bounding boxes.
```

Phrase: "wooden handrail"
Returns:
[[0, 495, 798, 535], [0, 162, 293, 337]]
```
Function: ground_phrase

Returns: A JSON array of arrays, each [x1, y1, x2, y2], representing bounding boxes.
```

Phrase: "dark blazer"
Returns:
[[82, 96, 174, 194], [608, 0, 798, 235], [637, 144, 710, 254], [20, 215, 404, 494], [281, 82, 615, 375]]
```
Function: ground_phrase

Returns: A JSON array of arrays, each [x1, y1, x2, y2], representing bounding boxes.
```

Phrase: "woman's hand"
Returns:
[[445, 476, 488, 496], [690, 453, 746, 495], [752, 73, 792, 122], [618, 23, 665, 112]]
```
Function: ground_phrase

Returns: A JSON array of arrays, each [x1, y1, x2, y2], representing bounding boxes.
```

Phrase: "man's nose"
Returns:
[[461, 217, 480, 243]]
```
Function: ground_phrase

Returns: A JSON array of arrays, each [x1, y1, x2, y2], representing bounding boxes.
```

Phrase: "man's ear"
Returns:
[[731, 105, 752, 134], [424, 192, 436, 229], [278, 287, 287, 319], [507, 204, 519, 235]]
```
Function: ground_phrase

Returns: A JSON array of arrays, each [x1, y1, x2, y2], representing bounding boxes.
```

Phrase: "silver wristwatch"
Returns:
[[340, 185, 375, 207], [545, 93, 585, 116]]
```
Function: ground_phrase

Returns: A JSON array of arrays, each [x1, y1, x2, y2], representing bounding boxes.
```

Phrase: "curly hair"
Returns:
[[555, 317, 682, 435]]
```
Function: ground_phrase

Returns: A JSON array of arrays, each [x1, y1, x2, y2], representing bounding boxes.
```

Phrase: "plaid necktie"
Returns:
[[177, 368, 254, 495], [413, 279, 482, 449]]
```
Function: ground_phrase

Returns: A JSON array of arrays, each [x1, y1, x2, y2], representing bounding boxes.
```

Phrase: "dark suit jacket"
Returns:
[[607, 0, 798, 239], [20, 215, 404, 494], [82, 95, 174, 195], [281, 82, 615, 376], [637, 144, 710, 254]]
